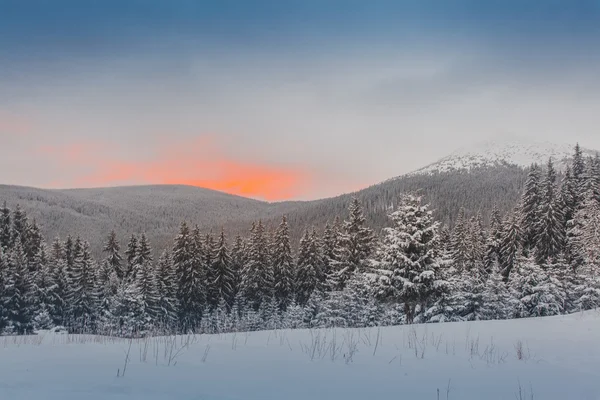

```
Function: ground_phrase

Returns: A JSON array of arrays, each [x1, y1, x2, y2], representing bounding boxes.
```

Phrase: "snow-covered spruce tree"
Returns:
[[103, 230, 123, 281], [272, 216, 295, 311], [211, 229, 236, 310], [572, 143, 587, 206], [66, 240, 97, 333], [192, 225, 208, 308], [498, 208, 522, 281], [534, 158, 566, 265], [451, 208, 471, 271], [509, 258, 565, 318], [560, 167, 578, 226], [230, 235, 246, 299], [124, 234, 138, 283], [134, 235, 159, 333], [295, 228, 325, 306], [521, 164, 542, 254], [468, 213, 487, 270], [204, 232, 219, 310], [31, 244, 57, 330], [330, 198, 374, 290], [174, 222, 204, 332], [586, 153, 600, 204], [453, 266, 486, 321], [10, 205, 28, 248], [0, 248, 7, 332], [322, 220, 341, 290], [24, 219, 42, 263], [0, 201, 11, 250], [48, 238, 68, 326], [155, 250, 178, 331], [424, 240, 460, 323], [3, 239, 35, 334], [241, 221, 273, 311], [373, 194, 446, 324], [481, 263, 512, 320]]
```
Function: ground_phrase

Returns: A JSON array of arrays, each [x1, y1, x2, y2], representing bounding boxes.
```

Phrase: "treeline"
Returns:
[[0, 145, 599, 336]]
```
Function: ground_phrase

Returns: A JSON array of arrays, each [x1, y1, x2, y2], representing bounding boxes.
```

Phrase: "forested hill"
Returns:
[[0, 165, 527, 256]]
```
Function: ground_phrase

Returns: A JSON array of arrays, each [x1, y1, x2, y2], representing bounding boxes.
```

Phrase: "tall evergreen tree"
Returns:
[[521, 164, 542, 253], [241, 221, 273, 310], [124, 234, 138, 282], [230, 235, 246, 299], [373, 194, 445, 324], [3, 239, 34, 334], [174, 222, 203, 331], [11, 205, 28, 248], [330, 198, 374, 289], [66, 240, 97, 333], [534, 159, 565, 265], [451, 208, 471, 271], [103, 230, 123, 280], [499, 209, 522, 280], [211, 229, 236, 310], [295, 228, 325, 306], [204, 232, 220, 309], [272, 216, 295, 310], [0, 201, 11, 250], [155, 250, 178, 330]]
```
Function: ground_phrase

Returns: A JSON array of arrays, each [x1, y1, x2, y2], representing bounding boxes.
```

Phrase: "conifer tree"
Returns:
[[373, 194, 445, 324], [67, 240, 97, 333], [135, 237, 159, 332], [509, 259, 565, 318], [124, 234, 138, 282], [11, 205, 28, 248], [31, 244, 56, 329], [48, 238, 68, 326], [241, 221, 273, 310], [0, 201, 11, 250], [534, 158, 565, 265], [204, 232, 220, 309], [230, 235, 246, 299], [174, 222, 203, 332], [272, 216, 295, 310], [3, 239, 34, 334], [560, 167, 577, 225], [295, 228, 324, 306], [155, 250, 178, 330], [211, 229, 236, 310], [331, 198, 374, 289], [451, 208, 471, 271], [481, 263, 512, 320], [572, 143, 586, 204], [103, 230, 123, 280], [498, 209, 522, 280], [521, 164, 542, 252]]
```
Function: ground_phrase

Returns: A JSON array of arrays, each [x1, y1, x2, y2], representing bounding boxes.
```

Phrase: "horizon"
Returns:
[[2, 1, 600, 200]]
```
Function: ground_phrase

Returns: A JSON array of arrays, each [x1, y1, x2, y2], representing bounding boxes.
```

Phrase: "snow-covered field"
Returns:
[[1, 311, 599, 400]]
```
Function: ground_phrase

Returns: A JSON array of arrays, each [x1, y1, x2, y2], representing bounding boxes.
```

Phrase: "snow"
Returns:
[[2, 311, 600, 400], [411, 139, 597, 175]]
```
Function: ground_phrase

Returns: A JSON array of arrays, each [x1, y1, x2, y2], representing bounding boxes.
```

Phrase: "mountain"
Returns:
[[0, 140, 593, 255], [412, 139, 596, 175]]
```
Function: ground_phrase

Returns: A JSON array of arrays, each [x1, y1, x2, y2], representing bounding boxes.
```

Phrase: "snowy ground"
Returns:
[[1, 311, 599, 400]]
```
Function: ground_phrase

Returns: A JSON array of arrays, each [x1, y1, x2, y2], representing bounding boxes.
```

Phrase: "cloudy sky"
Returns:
[[1, 1, 600, 200]]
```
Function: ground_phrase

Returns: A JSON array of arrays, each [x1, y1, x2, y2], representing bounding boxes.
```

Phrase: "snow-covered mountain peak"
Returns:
[[412, 139, 597, 175]]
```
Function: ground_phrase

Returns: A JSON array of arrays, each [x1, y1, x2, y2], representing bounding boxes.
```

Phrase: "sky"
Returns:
[[1, 1, 600, 201]]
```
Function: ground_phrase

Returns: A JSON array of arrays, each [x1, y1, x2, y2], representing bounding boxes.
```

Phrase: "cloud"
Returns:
[[37, 135, 314, 201]]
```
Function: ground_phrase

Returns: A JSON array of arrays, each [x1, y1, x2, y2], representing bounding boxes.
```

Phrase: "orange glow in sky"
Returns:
[[38, 136, 312, 201]]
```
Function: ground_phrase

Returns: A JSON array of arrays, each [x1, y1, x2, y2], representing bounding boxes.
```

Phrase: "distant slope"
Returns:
[[0, 184, 306, 255]]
